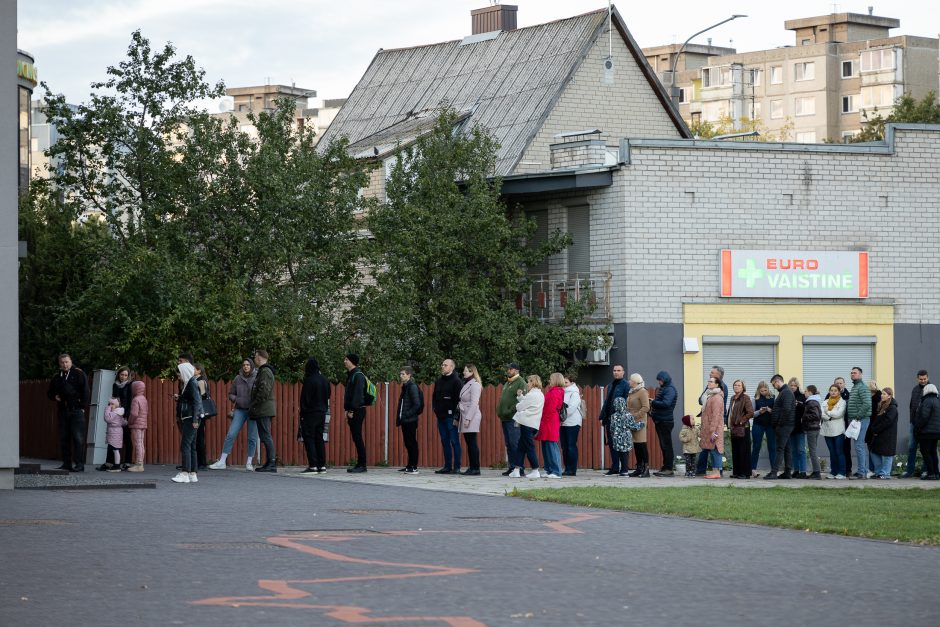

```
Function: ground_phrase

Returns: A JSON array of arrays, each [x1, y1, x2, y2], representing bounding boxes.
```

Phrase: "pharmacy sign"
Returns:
[[720, 250, 869, 299]]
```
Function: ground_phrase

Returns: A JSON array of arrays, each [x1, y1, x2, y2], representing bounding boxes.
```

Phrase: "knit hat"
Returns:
[[681, 414, 692, 427], [345, 353, 360, 366]]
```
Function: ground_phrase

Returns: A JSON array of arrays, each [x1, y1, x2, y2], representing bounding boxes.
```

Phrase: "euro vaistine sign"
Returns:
[[720, 250, 869, 299]]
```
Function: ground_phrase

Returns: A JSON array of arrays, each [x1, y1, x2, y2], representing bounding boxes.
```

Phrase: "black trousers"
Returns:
[[301, 414, 326, 468], [347, 410, 366, 467], [731, 430, 752, 477], [920, 437, 939, 477], [255, 417, 276, 466], [58, 408, 86, 466], [605, 424, 620, 472], [772, 423, 794, 474], [634, 442, 648, 467], [654, 421, 675, 470], [401, 421, 419, 469], [463, 432, 480, 471], [196, 420, 207, 467]]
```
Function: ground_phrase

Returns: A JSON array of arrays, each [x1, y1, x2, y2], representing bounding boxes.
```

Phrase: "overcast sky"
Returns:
[[18, 0, 939, 107]]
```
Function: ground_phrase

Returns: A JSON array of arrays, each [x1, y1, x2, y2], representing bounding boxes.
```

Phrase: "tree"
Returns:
[[353, 111, 605, 383], [850, 91, 940, 142], [688, 114, 793, 141]]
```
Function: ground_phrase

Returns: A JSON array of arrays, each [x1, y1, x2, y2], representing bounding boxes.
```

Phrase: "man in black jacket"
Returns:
[[432, 358, 462, 474], [598, 364, 630, 476], [397, 366, 423, 474], [764, 374, 796, 480], [343, 353, 368, 473], [651, 370, 678, 477], [903, 370, 929, 478], [299, 358, 331, 474], [46, 353, 90, 472]]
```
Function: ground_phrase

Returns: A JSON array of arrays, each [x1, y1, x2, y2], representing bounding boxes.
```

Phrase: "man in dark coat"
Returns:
[[651, 370, 678, 476], [396, 366, 423, 474], [46, 353, 89, 472], [764, 374, 796, 480], [432, 358, 463, 474], [343, 353, 367, 473], [903, 370, 929, 478], [299, 358, 330, 474], [250, 349, 277, 472], [598, 364, 630, 475]]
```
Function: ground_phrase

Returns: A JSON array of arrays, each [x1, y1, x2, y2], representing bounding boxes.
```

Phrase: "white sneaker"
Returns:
[[209, 460, 226, 470], [189, 473, 198, 483], [171, 472, 190, 483], [526, 469, 541, 479], [546, 473, 561, 479], [834, 474, 846, 480], [245, 462, 254, 472], [508, 468, 521, 478]]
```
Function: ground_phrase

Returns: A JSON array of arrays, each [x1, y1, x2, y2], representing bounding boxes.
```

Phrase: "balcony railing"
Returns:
[[516, 272, 612, 322]]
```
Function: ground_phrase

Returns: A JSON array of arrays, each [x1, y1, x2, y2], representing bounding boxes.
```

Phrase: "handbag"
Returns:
[[559, 401, 569, 423], [844, 419, 862, 440], [201, 383, 218, 418]]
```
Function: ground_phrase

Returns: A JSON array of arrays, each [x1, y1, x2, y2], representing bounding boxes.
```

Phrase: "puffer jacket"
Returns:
[[802, 395, 822, 431], [914, 391, 940, 438], [397, 379, 422, 426], [104, 405, 125, 448], [127, 380, 149, 429], [513, 388, 544, 430], [228, 368, 257, 410], [650, 371, 677, 423], [847, 379, 872, 421], [250, 363, 276, 419], [869, 398, 898, 456]]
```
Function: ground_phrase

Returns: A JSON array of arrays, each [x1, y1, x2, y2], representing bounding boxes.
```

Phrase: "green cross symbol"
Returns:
[[737, 258, 764, 288]]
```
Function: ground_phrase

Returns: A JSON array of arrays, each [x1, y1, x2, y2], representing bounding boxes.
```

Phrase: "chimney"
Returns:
[[471, 4, 518, 35]]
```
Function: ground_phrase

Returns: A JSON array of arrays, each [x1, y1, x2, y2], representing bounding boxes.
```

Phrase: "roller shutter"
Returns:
[[702, 341, 777, 407], [801, 339, 875, 393]]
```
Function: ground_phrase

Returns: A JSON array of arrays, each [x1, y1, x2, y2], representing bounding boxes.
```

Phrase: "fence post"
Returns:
[[383, 382, 389, 463], [599, 385, 605, 470]]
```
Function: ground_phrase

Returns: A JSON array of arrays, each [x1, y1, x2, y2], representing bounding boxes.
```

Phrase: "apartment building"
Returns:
[[644, 12, 939, 142], [218, 84, 345, 142]]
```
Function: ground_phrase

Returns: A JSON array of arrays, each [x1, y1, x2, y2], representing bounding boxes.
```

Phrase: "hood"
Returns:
[[806, 394, 822, 404], [238, 360, 256, 378], [259, 362, 276, 376], [656, 371, 672, 387], [304, 358, 320, 378], [108, 397, 121, 408], [177, 362, 195, 387], [131, 380, 146, 397], [924, 384, 938, 397]]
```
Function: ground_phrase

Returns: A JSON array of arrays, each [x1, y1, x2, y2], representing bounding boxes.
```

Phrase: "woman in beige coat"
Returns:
[[700, 376, 726, 479], [627, 373, 651, 477]]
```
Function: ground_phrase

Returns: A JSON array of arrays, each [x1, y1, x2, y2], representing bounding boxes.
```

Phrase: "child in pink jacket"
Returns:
[[127, 380, 148, 471], [102, 397, 126, 472]]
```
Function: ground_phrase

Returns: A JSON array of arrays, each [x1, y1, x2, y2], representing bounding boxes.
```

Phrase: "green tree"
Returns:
[[353, 111, 605, 383], [850, 91, 940, 142], [688, 114, 793, 141]]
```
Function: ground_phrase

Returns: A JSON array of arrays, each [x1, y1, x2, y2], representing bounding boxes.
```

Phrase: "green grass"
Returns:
[[513, 486, 940, 545]]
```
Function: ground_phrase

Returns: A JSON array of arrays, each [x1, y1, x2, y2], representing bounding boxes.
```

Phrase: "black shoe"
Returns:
[[347, 466, 367, 473], [56, 463, 72, 471], [808, 471, 821, 480], [603, 469, 619, 476], [434, 467, 453, 475], [254, 465, 277, 473], [461, 469, 481, 476], [501, 468, 513, 476], [628, 469, 641, 477], [638, 466, 650, 478], [176, 465, 183, 470], [71, 464, 84, 472], [654, 470, 675, 477], [197, 464, 209, 471], [901, 472, 914, 478], [779, 472, 792, 479], [121, 463, 130, 471], [97, 463, 110, 471], [397, 467, 408, 472], [300, 467, 318, 473], [763, 473, 778, 480]]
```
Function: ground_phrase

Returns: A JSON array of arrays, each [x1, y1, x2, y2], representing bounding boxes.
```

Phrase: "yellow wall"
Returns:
[[682, 304, 894, 417]]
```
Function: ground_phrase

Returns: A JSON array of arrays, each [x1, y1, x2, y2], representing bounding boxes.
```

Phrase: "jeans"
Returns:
[[436, 417, 462, 470], [853, 418, 871, 476], [221, 408, 259, 458], [772, 423, 794, 474], [301, 414, 326, 469], [180, 419, 198, 472], [58, 408, 86, 467], [401, 421, 419, 469], [751, 421, 776, 470], [517, 425, 539, 470], [654, 421, 674, 470], [347, 410, 366, 467], [501, 420, 522, 469], [463, 433, 480, 471], [825, 434, 846, 476], [606, 424, 621, 473], [559, 425, 581, 474], [788, 431, 807, 472], [540, 440, 561, 476], [805, 430, 821, 474], [906, 423, 919, 474], [196, 420, 207, 467], [255, 416, 276, 467], [870, 452, 893, 477], [704, 447, 723, 472], [731, 431, 751, 477]]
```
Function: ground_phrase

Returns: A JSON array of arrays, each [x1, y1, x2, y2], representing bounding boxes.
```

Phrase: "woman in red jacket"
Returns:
[[536, 372, 565, 478]]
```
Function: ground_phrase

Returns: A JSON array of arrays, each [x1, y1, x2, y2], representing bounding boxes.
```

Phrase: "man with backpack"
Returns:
[[343, 353, 369, 473]]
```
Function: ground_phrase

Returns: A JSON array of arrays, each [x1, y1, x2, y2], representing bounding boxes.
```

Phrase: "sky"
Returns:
[[17, 0, 939, 108]]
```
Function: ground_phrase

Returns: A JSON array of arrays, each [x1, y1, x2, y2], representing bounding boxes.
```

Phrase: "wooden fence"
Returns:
[[19, 377, 664, 470]]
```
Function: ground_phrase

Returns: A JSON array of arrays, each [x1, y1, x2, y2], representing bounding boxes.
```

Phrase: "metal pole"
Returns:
[[669, 14, 747, 108], [383, 383, 389, 464]]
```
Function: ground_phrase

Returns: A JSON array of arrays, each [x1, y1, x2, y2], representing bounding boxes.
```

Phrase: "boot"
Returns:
[[637, 463, 650, 478], [808, 471, 821, 480], [628, 466, 641, 477]]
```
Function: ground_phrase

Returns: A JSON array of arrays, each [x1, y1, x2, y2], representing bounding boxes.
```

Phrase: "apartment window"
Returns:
[[770, 99, 783, 119], [842, 95, 858, 113], [770, 66, 783, 84], [795, 96, 815, 116], [749, 68, 762, 86], [802, 39, 812, 46], [860, 49, 895, 72], [795, 131, 817, 143], [841, 130, 860, 143], [678, 87, 687, 104], [794, 62, 815, 81], [861, 85, 897, 108], [702, 66, 731, 88], [841, 60, 855, 78]]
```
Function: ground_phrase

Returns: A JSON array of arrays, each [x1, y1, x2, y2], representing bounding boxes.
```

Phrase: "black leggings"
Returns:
[[463, 433, 480, 471], [633, 442, 648, 467], [920, 438, 939, 477]]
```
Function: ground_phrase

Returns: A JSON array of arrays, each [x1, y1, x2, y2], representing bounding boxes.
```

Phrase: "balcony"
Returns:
[[517, 272, 612, 322]]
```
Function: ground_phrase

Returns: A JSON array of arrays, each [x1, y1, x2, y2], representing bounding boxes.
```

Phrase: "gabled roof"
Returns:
[[320, 6, 689, 175]]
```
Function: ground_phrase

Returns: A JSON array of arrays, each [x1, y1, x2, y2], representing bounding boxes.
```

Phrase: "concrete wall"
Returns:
[[894, 323, 940, 453]]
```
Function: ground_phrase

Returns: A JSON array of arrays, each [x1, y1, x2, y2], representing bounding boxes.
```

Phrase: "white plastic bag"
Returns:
[[844, 419, 862, 440]]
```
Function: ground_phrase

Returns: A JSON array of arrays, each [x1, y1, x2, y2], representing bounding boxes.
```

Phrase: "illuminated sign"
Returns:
[[720, 250, 868, 299], [17, 60, 38, 86]]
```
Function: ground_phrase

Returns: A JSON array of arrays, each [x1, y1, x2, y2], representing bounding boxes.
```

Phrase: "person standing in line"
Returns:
[[47, 353, 89, 472], [788, 378, 807, 478], [560, 374, 583, 476], [700, 376, 726, 479], [728, 379, 753, 479], [650, 371, 678, 477], [250, 350, 277, 473], [903, 370, 929, 478], [458, 365, 483, 476], [432, 359, 463, 475], [102, 397, 126, 472], [626, 374, 651, 477], [609, 396, 644, 476], [536, 373, 565, 479], [112, 366, 134, 470], [496, 363, 526, 476], [396, 366, 423, 474], [211, 359, 259, 471], [820, 384, 848, 479], [193, 364, 212, 471], [696, 366, 728, 475], [343, 353, 368, 473], [511, 375, 544, 479], [598, 365, 630, 476], [834, 376, 854, 476], [679, 415, 700, 477], [299, 358, 331, 474], [914, 384, 940, 480], [172, 362, 203, 484], [847, 367, 873, 480], [802, 385, 823, 480], [869, 387, 898, 479], [750, 381, 776, 477], [126, 380, 148, 472], [764, 374, 796, 480], [865, 380, 882, 476]]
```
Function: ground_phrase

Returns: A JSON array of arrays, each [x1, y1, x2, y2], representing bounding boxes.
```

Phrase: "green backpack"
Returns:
[[360, 372, 377, 407]]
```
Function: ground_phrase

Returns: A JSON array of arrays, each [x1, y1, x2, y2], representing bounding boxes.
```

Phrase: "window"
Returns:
[[678, 87, 687, 104], [860, 49, 895, 72], [796, 131, 817, 143], [802, 38, 812, 46], [794, 62, 815, 81], [566, 205, 591, 276], [841, 130, 860, 142], [842, 95, 858, 113], [770, 66, 783, 84], [749, 68, 762, 86], [795, 96, 815, 116], [770, 99, 783, 119], [861, 85, 897, 108], [841, 60, 855, 78], [701, 66, 731, 88]]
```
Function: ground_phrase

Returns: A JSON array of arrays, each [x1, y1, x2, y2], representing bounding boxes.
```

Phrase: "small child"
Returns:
[[127, 380, 148, 472], [679, 414, 701, 478], [103, 397, 126, 472]]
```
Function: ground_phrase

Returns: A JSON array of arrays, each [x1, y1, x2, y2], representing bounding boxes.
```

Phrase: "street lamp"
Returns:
[[669, 14, 747, 108]]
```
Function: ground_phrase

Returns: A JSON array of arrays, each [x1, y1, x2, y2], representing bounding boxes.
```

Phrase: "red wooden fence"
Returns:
[[19, 378, 664, 470]]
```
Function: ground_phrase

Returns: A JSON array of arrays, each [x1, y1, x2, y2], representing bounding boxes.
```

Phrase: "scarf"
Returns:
[[704, 386, 721, 397], [827, 396, 840, 411]]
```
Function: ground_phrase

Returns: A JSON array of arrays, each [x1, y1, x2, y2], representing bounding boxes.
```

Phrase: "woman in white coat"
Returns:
[[458, 364, 483, 475], [560, 374, 583, 476], [820, 384, 847, 479], [511, 375, 544, 478]]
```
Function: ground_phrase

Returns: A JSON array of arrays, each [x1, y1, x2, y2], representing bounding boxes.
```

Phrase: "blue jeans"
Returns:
[[906, 423, 919, 474], [788, 432, 807, 472], [436, 417, 462, 470], [559, 425, 581, 474], [501, 420, 522, 469], [853, 418, 871, 476], [517, 425, 539, 470], [221, 408, 259, 458], [751, 422, 776, 470], [180, 419, 198, 472], [541, 440, 562, 476], [825, 434, 846, 476], [870, 452, 894, 477], [697, 448, 723, 473]]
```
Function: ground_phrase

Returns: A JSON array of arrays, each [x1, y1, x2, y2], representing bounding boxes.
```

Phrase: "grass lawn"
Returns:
[[513, 486, 940, 545]]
